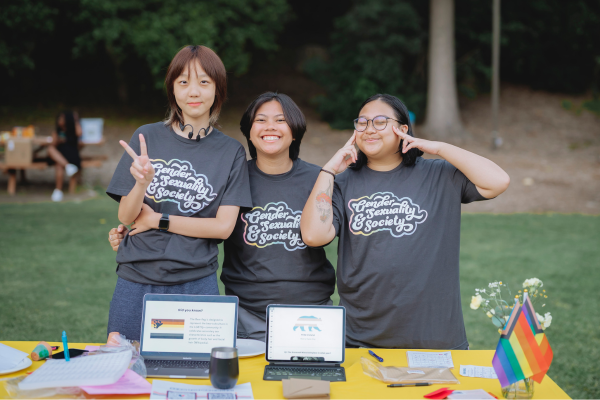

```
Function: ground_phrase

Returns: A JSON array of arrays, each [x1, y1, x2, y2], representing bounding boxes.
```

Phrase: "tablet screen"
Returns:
[[267, 305, 345, 363]]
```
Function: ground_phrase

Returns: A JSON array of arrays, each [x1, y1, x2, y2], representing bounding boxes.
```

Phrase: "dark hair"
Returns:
[[240, 92, 306, 160], [164, 45, 227, 127], [56, 110, 77, 146], [350, 94, 422, 170]]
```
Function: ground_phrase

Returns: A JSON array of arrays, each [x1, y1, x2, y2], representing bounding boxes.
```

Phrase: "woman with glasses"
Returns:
[[301, 94, 510, 349]]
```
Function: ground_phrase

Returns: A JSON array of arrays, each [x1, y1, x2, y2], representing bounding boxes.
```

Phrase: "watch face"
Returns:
[[159, 217, 169, 230]]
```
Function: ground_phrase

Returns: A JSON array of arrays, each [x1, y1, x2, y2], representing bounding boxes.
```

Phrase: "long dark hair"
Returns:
[[240, 92, 306, 160], [350, 94, 422, 170], [56, 110, 77, 145]]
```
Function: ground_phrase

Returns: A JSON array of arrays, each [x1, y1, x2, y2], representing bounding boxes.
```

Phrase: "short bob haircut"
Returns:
[[164, 45, 227, 127], [240, 92, 306, 160], [350, 94, 423, 170]]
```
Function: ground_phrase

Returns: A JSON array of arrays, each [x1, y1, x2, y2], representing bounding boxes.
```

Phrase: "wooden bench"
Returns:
[[0, 155, 108, 195]]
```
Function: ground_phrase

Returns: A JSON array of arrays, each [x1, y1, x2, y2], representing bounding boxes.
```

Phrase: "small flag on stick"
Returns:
[[492, 294, 553, 387]]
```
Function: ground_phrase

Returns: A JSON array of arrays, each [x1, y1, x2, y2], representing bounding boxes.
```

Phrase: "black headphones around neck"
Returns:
[[180, 123, 210, 142]]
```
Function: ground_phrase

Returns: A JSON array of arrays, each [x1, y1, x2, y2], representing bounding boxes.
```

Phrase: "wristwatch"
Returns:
[[158, 213, 170, 232]]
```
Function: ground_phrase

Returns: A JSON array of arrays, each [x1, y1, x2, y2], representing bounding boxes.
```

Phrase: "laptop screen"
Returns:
[[266, 305, 345, 363], [140, 294, 237, 359]]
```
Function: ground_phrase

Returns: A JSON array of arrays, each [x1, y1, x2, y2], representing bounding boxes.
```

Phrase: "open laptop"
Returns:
[[140, 294, 238, 378], [264, 304, 346, 381]]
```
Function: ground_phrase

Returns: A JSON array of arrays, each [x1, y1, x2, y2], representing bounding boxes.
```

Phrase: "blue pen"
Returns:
[[369, 350, 383, 362], [62, 331, 70, 361]]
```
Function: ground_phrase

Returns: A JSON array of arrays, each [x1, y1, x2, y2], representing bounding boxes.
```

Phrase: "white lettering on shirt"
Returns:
[[242, 202, 305, 251], [348, 192, 427, 237], [146, 158, 217, 213]]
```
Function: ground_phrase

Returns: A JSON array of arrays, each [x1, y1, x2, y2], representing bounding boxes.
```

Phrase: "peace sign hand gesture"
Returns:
[[119, 134, 155, 187], [323, 131, 358, 175], [393, 126, 442, 155]]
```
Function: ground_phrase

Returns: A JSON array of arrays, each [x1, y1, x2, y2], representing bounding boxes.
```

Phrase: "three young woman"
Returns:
[[106, 45, 252, 340], [300, 94, 510, 349], [107, 45, 509, 348]]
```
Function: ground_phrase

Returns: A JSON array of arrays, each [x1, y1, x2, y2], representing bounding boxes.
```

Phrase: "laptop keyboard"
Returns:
[[145, 359, 209, 369], [264, 366, 346, 381]]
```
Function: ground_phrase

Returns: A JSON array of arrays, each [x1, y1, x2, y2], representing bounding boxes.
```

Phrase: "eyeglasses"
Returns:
[[353, 116, 402, 132]]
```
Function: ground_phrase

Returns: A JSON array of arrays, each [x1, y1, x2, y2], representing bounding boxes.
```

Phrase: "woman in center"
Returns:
[[222, 92, 335, 340]]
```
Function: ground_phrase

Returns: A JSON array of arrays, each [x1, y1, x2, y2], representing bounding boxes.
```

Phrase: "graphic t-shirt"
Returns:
[[221, 159, 335, 317], [332, 158, 487, 349], [106, 122, 252, 285]]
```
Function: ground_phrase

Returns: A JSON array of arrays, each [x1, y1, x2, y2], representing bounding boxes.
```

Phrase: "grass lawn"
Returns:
[[1, 195, 598, 398]]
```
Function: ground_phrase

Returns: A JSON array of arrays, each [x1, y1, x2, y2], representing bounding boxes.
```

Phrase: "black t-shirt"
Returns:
[[221, 159, 336, 317], [106, 122, 252, 285], [332, 158, 487, 349]]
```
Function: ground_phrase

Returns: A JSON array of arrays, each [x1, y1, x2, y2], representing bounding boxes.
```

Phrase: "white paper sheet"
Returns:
[[0, 343, 29, 371], [150, 380, 254, 400], [406, 351, 454, 368], [448, 389, 496, 399], [18, 351, 132, 390], [459, 365, 498, 379]]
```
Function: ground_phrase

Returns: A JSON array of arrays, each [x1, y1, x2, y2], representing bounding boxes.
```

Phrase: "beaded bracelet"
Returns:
[[320, 168, 336, 179]]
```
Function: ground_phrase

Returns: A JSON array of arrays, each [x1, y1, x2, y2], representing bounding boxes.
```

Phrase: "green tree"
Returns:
[[305, 0, 425, 129], [0, 0, 58, 75], [73, 0, 290, 102]]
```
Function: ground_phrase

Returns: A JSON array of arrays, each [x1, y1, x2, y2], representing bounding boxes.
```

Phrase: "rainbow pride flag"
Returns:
[[492, 294, 553, 387]]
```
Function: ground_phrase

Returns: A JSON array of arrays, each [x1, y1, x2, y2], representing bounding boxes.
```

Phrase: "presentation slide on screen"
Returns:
[[141, 301, 235, 354], [268, 307, 344, 362]]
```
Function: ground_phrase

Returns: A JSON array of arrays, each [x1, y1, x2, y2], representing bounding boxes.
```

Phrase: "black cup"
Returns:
[[209, 347, 239, 389]]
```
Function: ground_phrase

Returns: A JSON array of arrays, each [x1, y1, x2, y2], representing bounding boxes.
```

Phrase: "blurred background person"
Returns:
[[47, 110, 82, 202]]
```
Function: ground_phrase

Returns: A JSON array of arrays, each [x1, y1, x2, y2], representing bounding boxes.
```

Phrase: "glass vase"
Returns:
[[501, 378, 535, 399]]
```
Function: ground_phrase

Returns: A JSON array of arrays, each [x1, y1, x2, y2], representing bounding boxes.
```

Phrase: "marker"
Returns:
[[62, 331, 70, 361], [369, 350, 383, 362], [388, 383, 433, 387]]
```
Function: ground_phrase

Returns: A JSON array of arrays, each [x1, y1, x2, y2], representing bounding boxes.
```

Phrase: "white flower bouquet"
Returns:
[[470, 278, 552, 333]]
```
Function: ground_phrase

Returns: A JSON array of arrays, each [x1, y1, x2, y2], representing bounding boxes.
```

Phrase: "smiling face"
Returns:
[[249, 100, 294, 158], [173, 60, 216, 124], [356, 100, 406, 161]]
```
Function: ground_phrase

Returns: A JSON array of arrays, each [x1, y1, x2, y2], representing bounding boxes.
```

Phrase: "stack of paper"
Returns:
[[406, 351, 454, 368], [18, 351, 132, 390], [150, 380, 254, 400], [0, 343, 29, 371]]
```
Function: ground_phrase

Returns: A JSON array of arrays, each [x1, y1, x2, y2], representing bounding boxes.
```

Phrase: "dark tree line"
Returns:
[[1, 0, 598, 124]]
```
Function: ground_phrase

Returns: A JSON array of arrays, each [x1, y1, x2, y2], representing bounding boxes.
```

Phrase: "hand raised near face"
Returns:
[[119, 134, 155, 186], [323, 131, 358, 175], [393, 126, 442, 155]]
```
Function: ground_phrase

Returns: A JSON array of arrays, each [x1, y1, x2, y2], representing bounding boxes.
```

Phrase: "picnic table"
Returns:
[[0, 341, 570, 399], [0, 137, 106, 195]]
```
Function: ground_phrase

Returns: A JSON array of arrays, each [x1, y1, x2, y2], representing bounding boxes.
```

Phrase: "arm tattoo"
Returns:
[[315, 180, 333, 223]]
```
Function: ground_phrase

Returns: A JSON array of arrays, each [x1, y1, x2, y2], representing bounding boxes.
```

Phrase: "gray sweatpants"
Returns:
[[107, 274, 219, 341]]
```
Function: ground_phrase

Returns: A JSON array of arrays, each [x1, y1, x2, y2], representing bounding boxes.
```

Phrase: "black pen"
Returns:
[[387, 383, 432, 387]]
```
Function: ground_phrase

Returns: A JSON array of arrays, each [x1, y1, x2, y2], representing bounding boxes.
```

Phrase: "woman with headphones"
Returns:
[[105, 45, 252, 341]]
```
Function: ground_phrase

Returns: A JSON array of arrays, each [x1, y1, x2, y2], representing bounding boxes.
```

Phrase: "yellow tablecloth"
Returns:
[[0, 342, 570, 399]]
